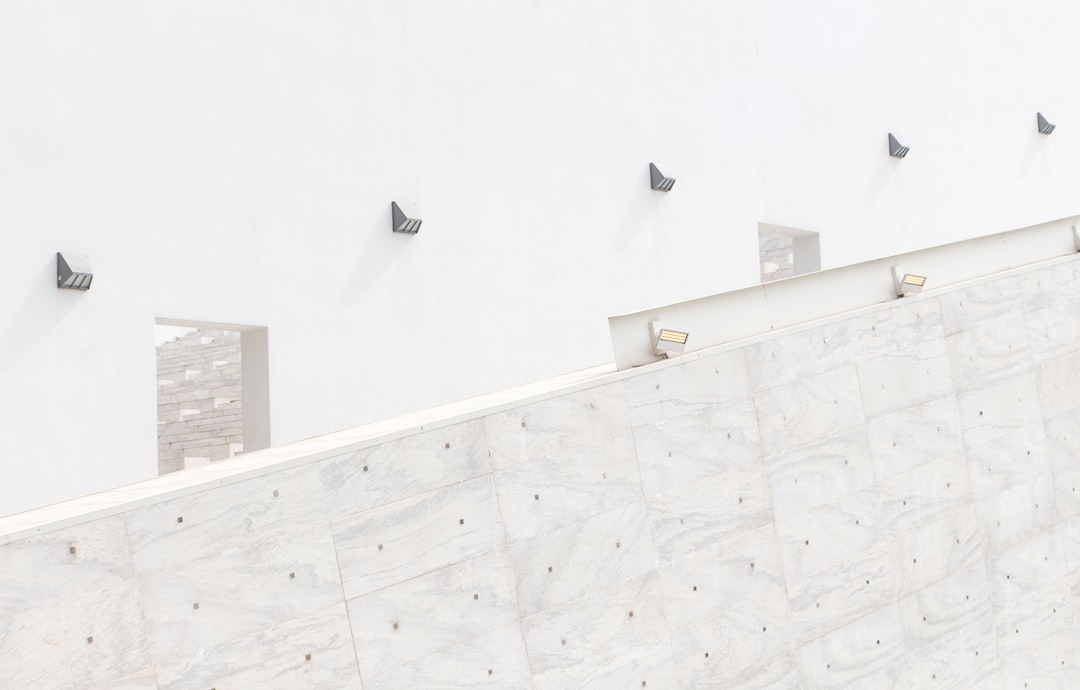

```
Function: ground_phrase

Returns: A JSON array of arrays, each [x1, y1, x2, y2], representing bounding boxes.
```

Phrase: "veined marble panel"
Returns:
[[1039, 351, 1080, 474], [508, 502, 655, 618], [1019, 261, 1080, 312], [632, 394, 761, 497], [484, 383, 632, 471], [521, 571, 670, 690], [0, 580, 149, 690], [494, 433, 642, 544], [347, 550, 518, 679], [1051, 468, 1080, 522], [975, 474, 1057, 556], [866, 394, 963, 481], [364, 623, 532, 690], [127, 464, 328, 574], [939, 275, 1025, 336], [786, 542, 897, 645], [745, 321, 854, 392], [657, 523, 785, 631], [551, 638, 681, 690], [333, 475, 503, 600], [624, 349, 750, 422], [889, 505, 985, 598], [646, 460, 772, 563], [1025, 299, 1080, 363], [947, 314, 1032, 392], [138, 518, 343, 663], [156, 604, 361, 690], [856, 336, 954, 419], [0, 514, 131, 619], [1001, 628, 1080, 689], [1060, 515, 1080, 574], [892, 607, 1001, 690], [669, 586, 800, 689], [991, 571, 1079, 657], [321, 418, 489, 518], [851, 298, 944, 359], [765, 426, 876, 520], [897, 565, 993, 651], [986, 527, 1070, 652], [753, 364, 865, 455], [89, 668, 160, 689], [797, 604, 906, 690], [774, 489, 886, 585], [876, 454, 973, 535]]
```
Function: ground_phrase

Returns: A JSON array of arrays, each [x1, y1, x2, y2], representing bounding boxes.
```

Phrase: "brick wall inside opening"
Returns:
[[156, 329, 242, 474]]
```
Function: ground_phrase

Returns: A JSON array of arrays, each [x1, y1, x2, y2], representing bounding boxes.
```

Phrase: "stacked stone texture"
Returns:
[[156, 329, 242, 474], [759, 232, 795, 282]]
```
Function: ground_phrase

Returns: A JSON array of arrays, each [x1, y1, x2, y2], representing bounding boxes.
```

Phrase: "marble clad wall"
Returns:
[[1, 256, 1079, 688]]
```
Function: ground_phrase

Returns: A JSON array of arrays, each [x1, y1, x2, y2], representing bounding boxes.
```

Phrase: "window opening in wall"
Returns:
[[154, 319, 269, 474], [758, 223, 821, 283]]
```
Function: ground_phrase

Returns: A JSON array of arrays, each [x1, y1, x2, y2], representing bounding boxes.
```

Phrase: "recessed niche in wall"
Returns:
[[155, 319, 270, 474], [758, 223, 821, 283]]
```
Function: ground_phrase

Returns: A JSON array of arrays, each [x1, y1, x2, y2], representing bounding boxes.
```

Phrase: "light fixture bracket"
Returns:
[[888, 133, 909, 158], [391, 202, 422, 234], [1037, 112, 1055, 135], [57, 252, 93, 290], [649, 163, 675, 192]]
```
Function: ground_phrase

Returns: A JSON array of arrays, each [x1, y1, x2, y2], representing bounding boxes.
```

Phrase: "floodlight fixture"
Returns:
[[649, 163, 676, 192], [1037, 112, 1055, 135], [650, 321, 689, 357], [892, 266, 926, 297], [391, 202, 422, 234], [888, 133, 909, 158], [57, 252, 93, 290]]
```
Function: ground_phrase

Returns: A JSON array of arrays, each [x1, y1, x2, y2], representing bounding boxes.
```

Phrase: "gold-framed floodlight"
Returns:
[[650, 321, 689, 357], [892, 266, 926, 297]]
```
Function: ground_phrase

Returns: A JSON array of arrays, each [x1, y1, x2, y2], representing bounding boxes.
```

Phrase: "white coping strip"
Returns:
[[1, 251, 1076, 544]]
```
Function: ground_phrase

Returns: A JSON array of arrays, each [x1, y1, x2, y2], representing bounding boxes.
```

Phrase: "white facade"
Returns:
[[2, 1, 1079, 515]]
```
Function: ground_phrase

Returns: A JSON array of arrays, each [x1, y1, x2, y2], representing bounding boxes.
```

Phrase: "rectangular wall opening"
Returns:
[[154, 319, 269, 474], [759, 223, 821, 283]]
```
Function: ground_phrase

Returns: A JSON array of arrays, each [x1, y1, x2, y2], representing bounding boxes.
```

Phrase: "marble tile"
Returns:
[[632, 394, 761, 497], [1059, 515, 1080, 574], [138, 518, 343, 663], [127, 464, 328, 574], [775, 489, 886, 585], [785, 542, 897, 645], [947, 314, 1033, 394], [893, 607, 1001, 690], [857, 335, 954, 419], [889, 505, 985, 598], [657, 523, 785, 631], [975, 474, 1057, 557], [1025, 300, 1080, 363], [670, 587, 800, 689], [522, 571, 672, 690], [1001, 628, 1080, 689], [0, 581, 149, 690], [321, 418, 489, 518], [624, 349, 750, 423], [646, 460, 772, 563], [495, 432, 642, 544], [549, 638, 681, 690], [89, 668, 160, 689], [156, 604, 361, 690], [765, 426, 876, 520], [897, 564, 993, 651], [745, 320, 854, 392], [991, 571, 1079, 657], [484, 383, 632, 471], [333, 475, 504, 600], [0, 514, 132, 619], [1050, 468, 1080, 522], [866, 394, 963, 480], [876, 454, 973, 535], [364, 623, 532, 690], [1019, 261, 1080, 311], [851, 297, 944, 359], [797, 604, 906, 690], [508, 502, 655, 618], [1039, 351, 1080, 473], [753, 364, 866, 455], [986, 528, 1071, 652], [939, 275, 1025, 336], [347, 550, 519, 679]]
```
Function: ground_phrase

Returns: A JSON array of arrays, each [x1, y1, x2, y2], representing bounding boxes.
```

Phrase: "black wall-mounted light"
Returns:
[[391, 202, 422, 234], [888, 133, 909, 158], [649, 163, 676, 192], [57, 252, 93, 290]]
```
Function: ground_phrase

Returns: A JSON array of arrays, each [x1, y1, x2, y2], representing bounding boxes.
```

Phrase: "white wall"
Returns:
[[2, 1, 1079, 515]]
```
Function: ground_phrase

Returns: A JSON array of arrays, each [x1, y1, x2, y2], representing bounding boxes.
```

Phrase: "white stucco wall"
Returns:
[[2, 1, 1079, 514]]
